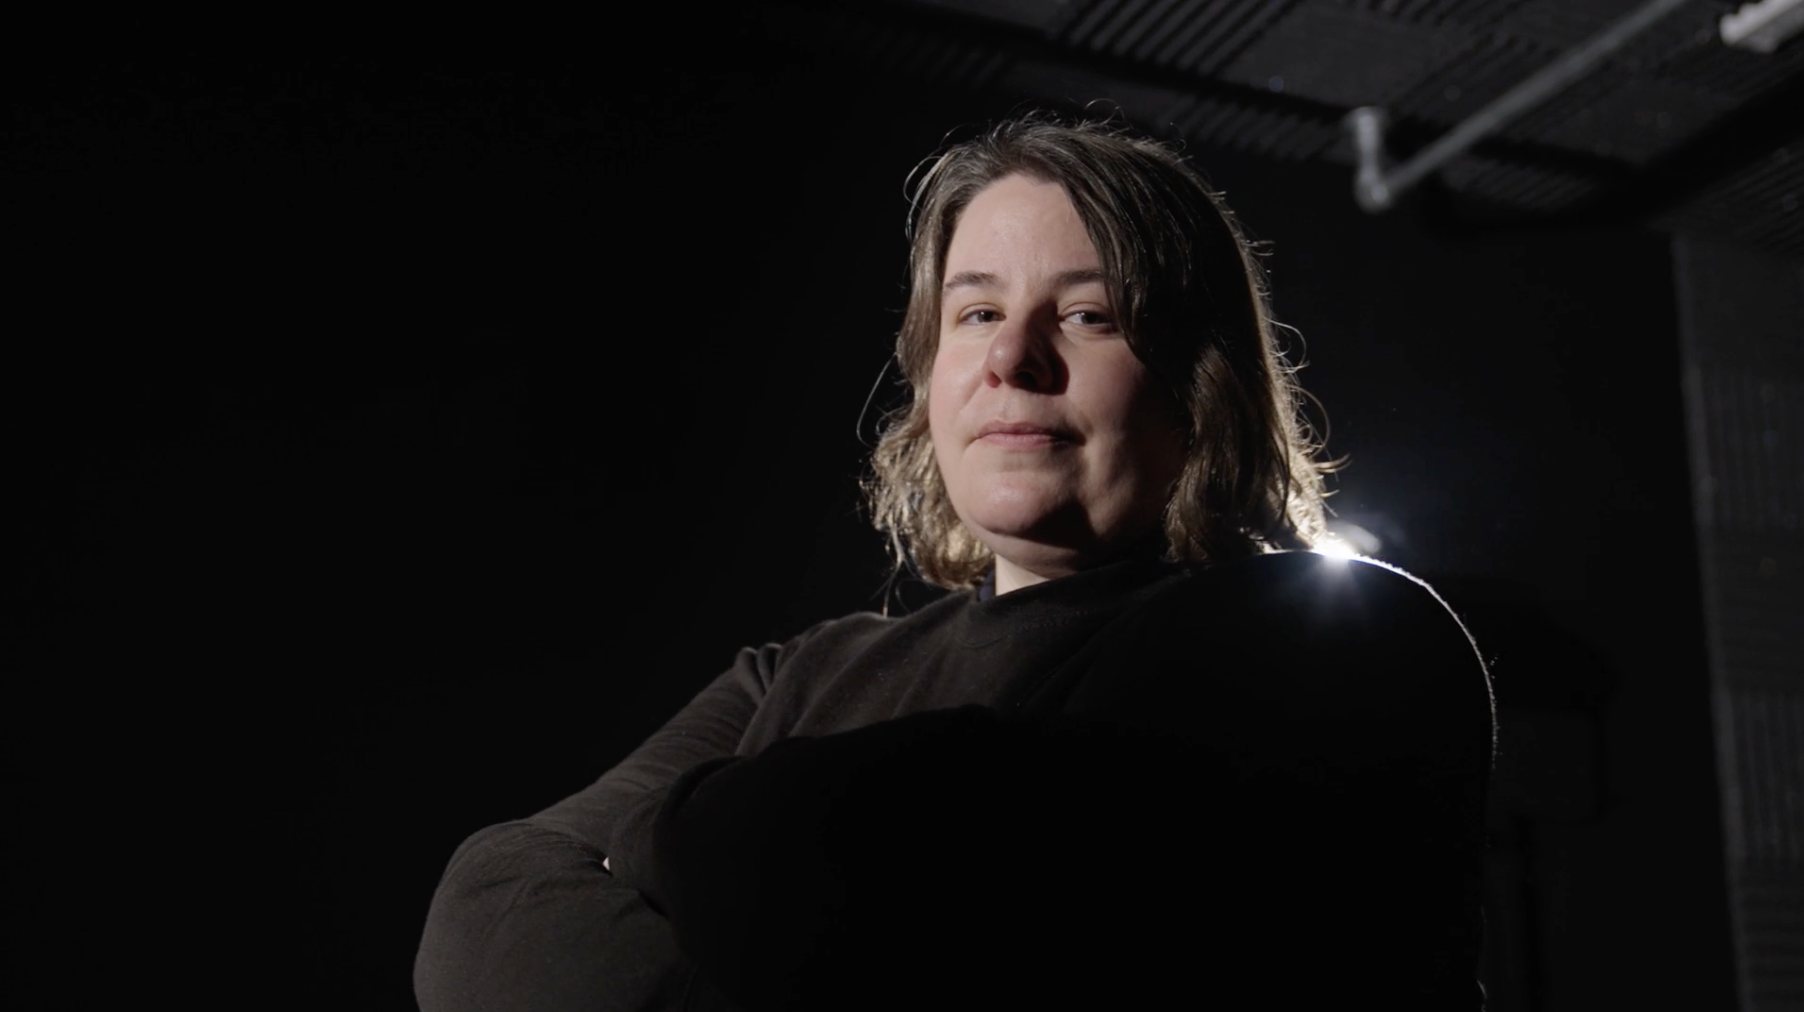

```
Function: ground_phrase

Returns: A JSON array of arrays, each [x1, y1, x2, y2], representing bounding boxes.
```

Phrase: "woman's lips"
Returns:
[[976, 422, 1073, 448]]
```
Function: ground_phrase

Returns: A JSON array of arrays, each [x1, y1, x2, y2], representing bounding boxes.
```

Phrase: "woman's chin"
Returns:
[[960, 496, 1166, 577], [960, 502, 1066, 544], [962, 508, 1101, 568], [957, 480, 1079, 530]]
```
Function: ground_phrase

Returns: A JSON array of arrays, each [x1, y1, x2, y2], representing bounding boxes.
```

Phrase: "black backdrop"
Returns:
[[10, 12, 1733, 1010]]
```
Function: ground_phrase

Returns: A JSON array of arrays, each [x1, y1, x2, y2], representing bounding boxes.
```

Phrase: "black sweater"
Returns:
[[415, 552, 1496, 1011]]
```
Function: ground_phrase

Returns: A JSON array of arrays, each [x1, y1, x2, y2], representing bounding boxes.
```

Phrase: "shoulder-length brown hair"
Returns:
[[867, 114, 1332, 590]]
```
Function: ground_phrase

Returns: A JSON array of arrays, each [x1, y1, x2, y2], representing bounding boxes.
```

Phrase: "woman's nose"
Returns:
[[985, 315, 1059, 392]]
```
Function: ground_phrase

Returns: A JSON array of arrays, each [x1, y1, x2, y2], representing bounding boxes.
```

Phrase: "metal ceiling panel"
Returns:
[[1613, 1, 1730, 68], [1490, 0, 1672, 50], [1171, 92, 1341, 157], [1001, 58, 1195, 123], [1660, 24, 1804, 99], [1495, 67, 1634, 153], [1656, 139, 1804, 256], [1389, 31, 1556, 124], [1539, 76, 1740, 163], [1063, 0, 1298, 74], [1222, 0, 1470, 104], [825, 0, 1800, 249], [909, 0, 1080, 32], [1484, 0, 1740, 79], [764, 5, 1014, 91], [1065, 0, 1173, 51], [993, 50, 1340, 160], [1169, 0, 1302, 72], [1099, 0, 1196, 57], [1440, 151, 1603, 208], [1346, 0, 1528, 29]]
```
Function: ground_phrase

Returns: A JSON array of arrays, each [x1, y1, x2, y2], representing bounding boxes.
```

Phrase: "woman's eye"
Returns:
[[1067, 310, 1116, 328], [962, 309, 1000, 325]]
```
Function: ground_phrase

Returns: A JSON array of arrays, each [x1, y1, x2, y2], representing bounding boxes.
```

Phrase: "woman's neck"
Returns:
[[991, 531, 1170, 596]]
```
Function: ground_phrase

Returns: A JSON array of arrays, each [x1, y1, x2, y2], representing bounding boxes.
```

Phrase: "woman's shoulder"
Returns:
[[1166, 550, 1480, 650], [1068, 550, 1495, 750]]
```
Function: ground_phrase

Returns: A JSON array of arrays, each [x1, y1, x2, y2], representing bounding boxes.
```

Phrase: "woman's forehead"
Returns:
[[943, 175, 1103, 285]]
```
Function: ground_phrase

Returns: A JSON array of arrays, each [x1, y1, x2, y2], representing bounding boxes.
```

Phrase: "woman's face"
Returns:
[[929, 173, 1189, 593]]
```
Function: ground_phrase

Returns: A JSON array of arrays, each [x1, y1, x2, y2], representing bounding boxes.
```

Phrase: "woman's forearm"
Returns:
[[415, 821, 696, 1012]]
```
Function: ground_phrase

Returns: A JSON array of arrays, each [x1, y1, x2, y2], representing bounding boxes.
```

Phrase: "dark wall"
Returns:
[[10, 13, 1731, 1009]]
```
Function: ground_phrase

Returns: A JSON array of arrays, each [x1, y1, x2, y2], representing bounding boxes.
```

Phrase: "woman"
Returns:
[[416, 116, 1496, 1011]]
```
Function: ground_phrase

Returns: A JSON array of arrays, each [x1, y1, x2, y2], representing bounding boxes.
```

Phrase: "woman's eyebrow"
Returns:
[[942, 268, 1106, 293], [1052, 268, 1106, 289], [943, 270, 1000, 293]]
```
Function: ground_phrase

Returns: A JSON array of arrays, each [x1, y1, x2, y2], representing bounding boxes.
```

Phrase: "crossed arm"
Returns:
[[413, 642, 779, 1012], [599, 557, 1495, 1012], [418, 556, 1495, 1012]]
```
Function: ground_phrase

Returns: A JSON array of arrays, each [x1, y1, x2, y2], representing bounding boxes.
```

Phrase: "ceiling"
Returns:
[[767, 0, 1804, 258]]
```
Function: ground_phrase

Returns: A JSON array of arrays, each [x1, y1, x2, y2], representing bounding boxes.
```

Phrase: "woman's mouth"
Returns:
[[976, 422, 1073, 448]]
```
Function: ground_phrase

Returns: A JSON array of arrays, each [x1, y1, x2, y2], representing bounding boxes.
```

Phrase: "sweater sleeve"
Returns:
[[604, 554, 1496, 1012], [413, 640, 785, 1012]]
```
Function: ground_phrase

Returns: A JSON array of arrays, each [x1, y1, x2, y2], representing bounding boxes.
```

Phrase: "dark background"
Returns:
[[9, 8, 1751, 1009]]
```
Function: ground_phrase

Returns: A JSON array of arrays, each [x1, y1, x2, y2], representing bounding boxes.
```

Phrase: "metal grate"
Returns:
[[1660, 27, 1804, 101], [1171, 92, 1341, 157], [1063, 0, 1303, 74], [1440, 151, 1603, 208], [1345, 0, 1530, 29], [761, 5, 1015, 92], [1615, 0, 1731, 70], [1390, 30, 1563, 124], [1064, 0, 1180, 51], [909, 0, 1079, 32], [1725, 691, 1804, 1009], [1678, 233, 1804, 1012], [1222, 0, 1469, 104], [1000, 58, 1197, 125], [865, 0, 1800, 237], [1494, 63, 1632, 154], [1693, 368, 1804, 536], [1658, 141, 1804, 260], [1732, 689, 1804, 863], [1732, 862, 1804, 1010], [1536, 76, 1739, 164], [1708, 532, 1804, 694], [1490, 0, 1675, 51]]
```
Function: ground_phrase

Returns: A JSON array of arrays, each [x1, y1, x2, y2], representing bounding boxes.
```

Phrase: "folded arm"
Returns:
[[414, 641, 785, 1012], [606, 555, 1496, 1012]]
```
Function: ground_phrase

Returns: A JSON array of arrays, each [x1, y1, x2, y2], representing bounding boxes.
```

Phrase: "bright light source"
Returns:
[[1313, 535, 1360, 560], [1314, 520, 1382, 561]]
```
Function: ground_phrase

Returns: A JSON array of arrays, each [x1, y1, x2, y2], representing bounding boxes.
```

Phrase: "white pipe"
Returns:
[[1720, 0, 1804, 53], [1346, 0, 1697, 213]]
